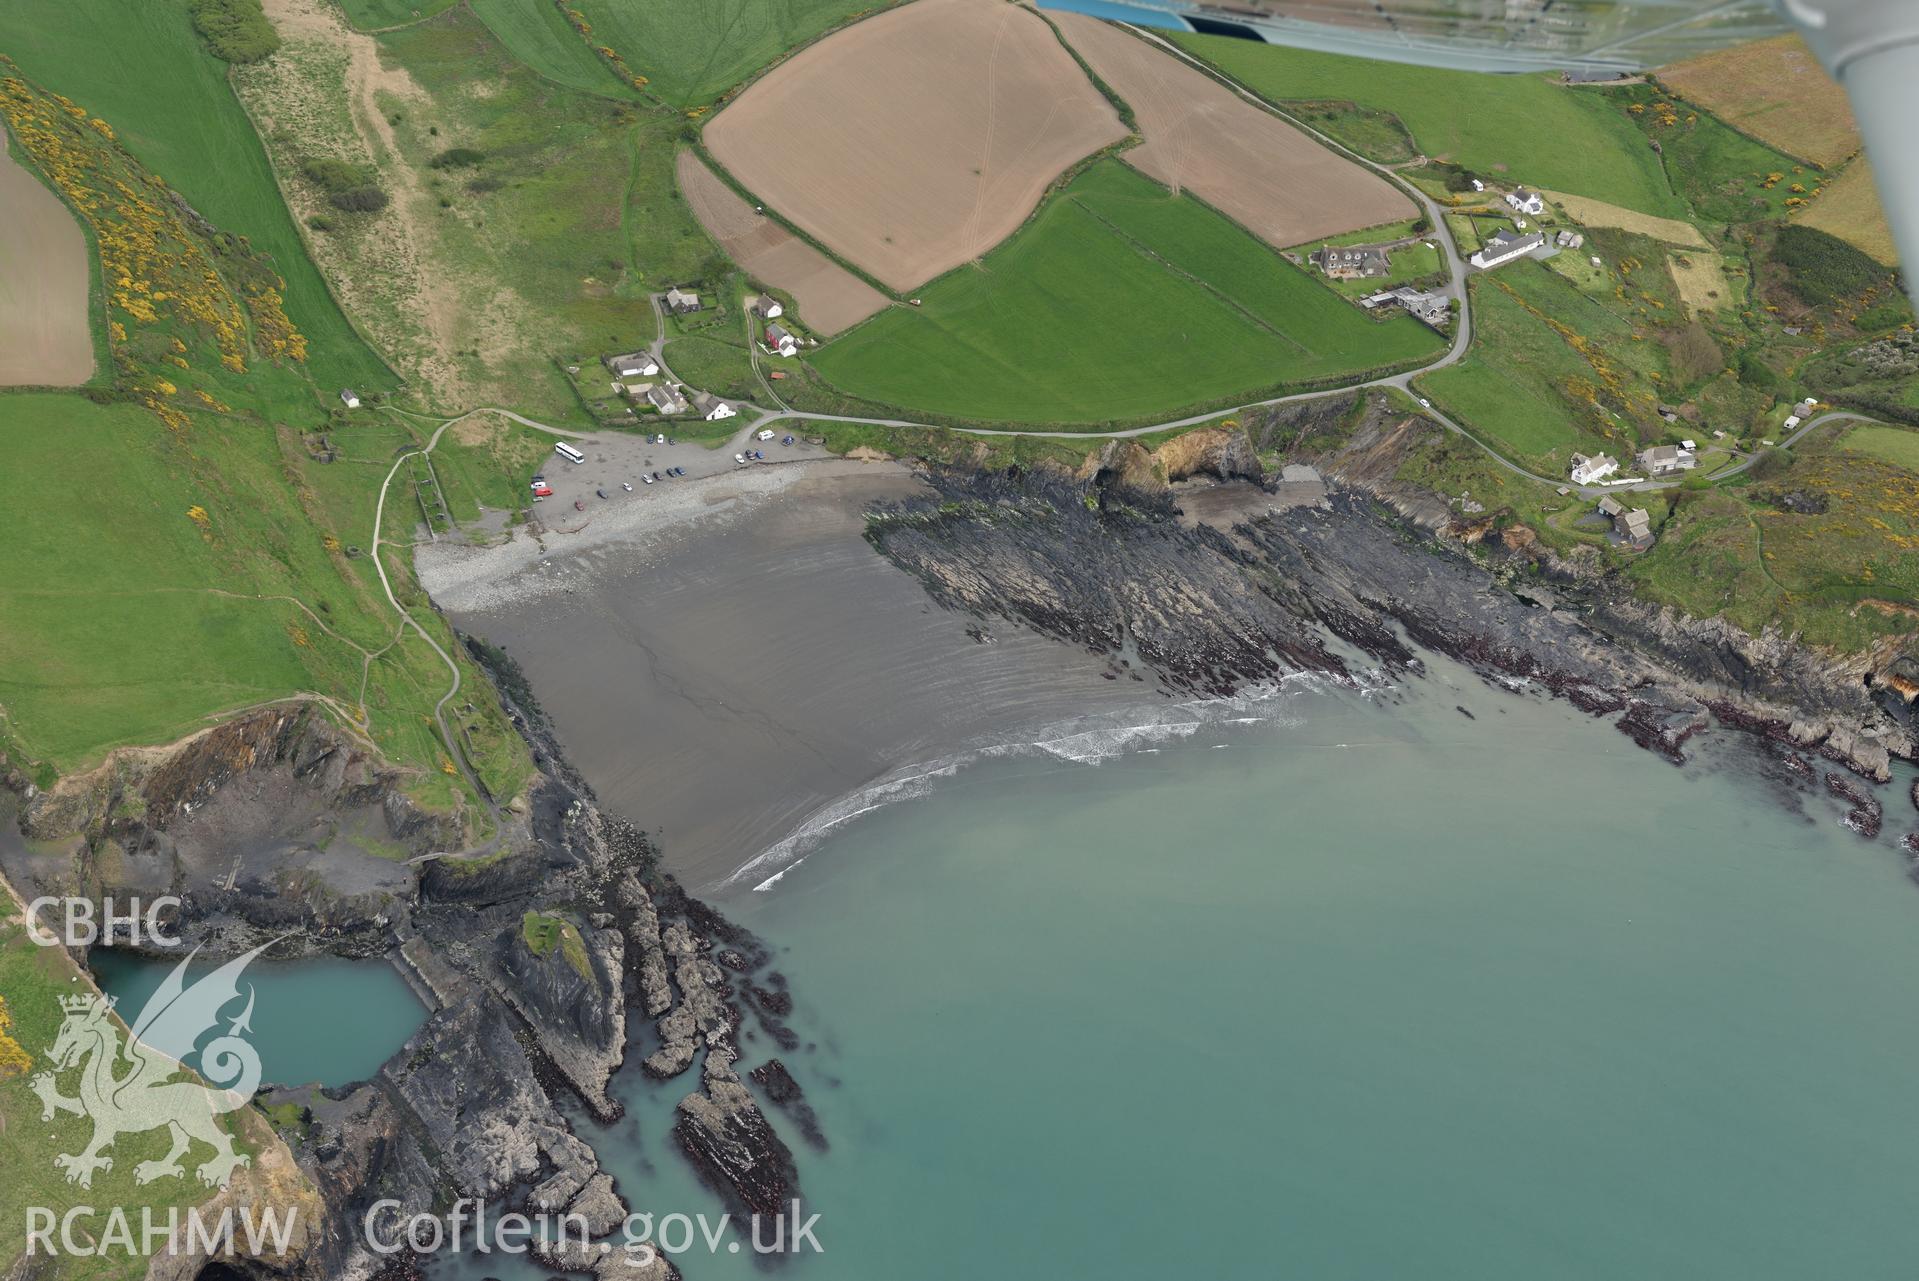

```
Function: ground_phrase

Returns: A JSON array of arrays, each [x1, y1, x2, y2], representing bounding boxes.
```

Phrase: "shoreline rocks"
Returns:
[[864, 412, 1916, 840], [0, 661, 816, 1280]]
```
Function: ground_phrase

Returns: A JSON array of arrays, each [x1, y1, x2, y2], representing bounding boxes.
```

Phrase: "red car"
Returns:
[[531, 483, 553, 498]]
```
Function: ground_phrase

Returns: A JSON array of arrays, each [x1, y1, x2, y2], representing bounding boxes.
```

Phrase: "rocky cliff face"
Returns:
[[1, 679, 811, 1280], [865, 406, 1918, 846]]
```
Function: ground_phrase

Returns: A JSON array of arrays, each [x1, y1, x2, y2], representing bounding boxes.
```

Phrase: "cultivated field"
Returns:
[[1543, 191, 1707, 248], [809, 161, 1441, 424], [1658, 35, 1858, 168], [1172, 34, 1686, 219], [1051, 13, 1411, 249], [573, 0, 883, 107], [1797, 159, 1897, 265], [677, 151, 887, 334], [705, 0, 1126, 291], [0, 126, 93, 385]]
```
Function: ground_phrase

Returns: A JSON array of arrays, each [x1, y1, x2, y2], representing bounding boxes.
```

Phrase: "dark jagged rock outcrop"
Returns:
[[1826, 774, 1884, 838], [674, 1053, 800, 1224], [751, 1059, 826, 1152], [865, 411, 1915, 836], [3, 669, 814, 1279]]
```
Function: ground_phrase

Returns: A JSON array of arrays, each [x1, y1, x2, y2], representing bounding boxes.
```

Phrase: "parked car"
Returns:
[[756, 429, 775, 441], [642, 474, 654, 484], [752, 450, 764, 460], [531, 484, 553, 498], [622, 482, 634, 492], [781, 435, 794, 446], [734, 453, 747, 464], [671, 466, 686, 477], [529, 474, 546, 489]]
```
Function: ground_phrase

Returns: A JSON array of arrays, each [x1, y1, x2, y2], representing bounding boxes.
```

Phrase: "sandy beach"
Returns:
[[419, 460, 1219, 889]]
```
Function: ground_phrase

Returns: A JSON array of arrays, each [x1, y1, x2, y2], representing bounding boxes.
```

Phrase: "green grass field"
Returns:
[[0, 74, 534, 801], [0, 0, 392, 391], [810, 162, 1442, 425], [0, 399, 317, 767], [663, 333, 760, 402], [0, 394, 534, 799], [570, 0, 884, 106], [1283, 98, 1418, 163], [1174, 35, 1685, 220], [1416, 267, 1640, 469], [1842, 424, 1919, 470], [333, 0, 458, 28], [468, 0, 638, 97]]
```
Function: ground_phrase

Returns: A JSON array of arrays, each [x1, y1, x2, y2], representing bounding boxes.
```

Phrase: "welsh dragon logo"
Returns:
[[30, 941, 279, 1189]]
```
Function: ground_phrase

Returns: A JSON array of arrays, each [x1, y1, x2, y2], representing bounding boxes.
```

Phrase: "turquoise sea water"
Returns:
[[694, 683, 1919, 1281], [217, 670, 1916, 1280], [92, 951, 425, 1089]]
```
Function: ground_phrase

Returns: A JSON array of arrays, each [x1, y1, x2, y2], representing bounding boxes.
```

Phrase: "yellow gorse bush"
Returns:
[[0, 71, 308, 430]]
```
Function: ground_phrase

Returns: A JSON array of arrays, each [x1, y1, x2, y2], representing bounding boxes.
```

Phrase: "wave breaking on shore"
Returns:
[[730, 670, 1366, 893]]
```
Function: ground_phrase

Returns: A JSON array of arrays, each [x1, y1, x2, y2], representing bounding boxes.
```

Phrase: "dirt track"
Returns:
[[0, 123, 94, 386], [704, 0, 1125, 291], [1053, 12, 1412, 248], [677, 152, 888, 334]]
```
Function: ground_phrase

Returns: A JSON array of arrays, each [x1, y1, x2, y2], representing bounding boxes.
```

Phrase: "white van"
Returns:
[[755, 429, 775, 441], [554, 441, 585, 464]]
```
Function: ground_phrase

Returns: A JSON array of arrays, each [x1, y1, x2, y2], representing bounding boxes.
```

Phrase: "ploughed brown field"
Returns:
[[1052, 12, 1412, 249], [0, 123, 94, 386], [703, 0, 1125, 292], [677, 151, 889, 334]]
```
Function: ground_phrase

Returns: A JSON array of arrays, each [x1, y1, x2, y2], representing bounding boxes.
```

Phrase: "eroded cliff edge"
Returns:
[[1, 679, 807, 1281], [864, 395, 1918, 839]]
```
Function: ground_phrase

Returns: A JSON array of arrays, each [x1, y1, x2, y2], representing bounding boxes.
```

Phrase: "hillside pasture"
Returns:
[[234, 0, 703, 417], [677, 151, 886, 334], [1051, 13, 1412, 249], [572, 0, 885, 107], [705, 0, 1125, 292], [1171, 34, 1684, 220], [0, 0, 392, 389], [1842, 424, 1919, 472], [1658, 35, 1858, 168], [468, 0, 637, 97], [0, 126, 94, 385], [809, 161, 1442, 425], [334, 0, 458, 28], [1414, 267, 1646, 471]]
